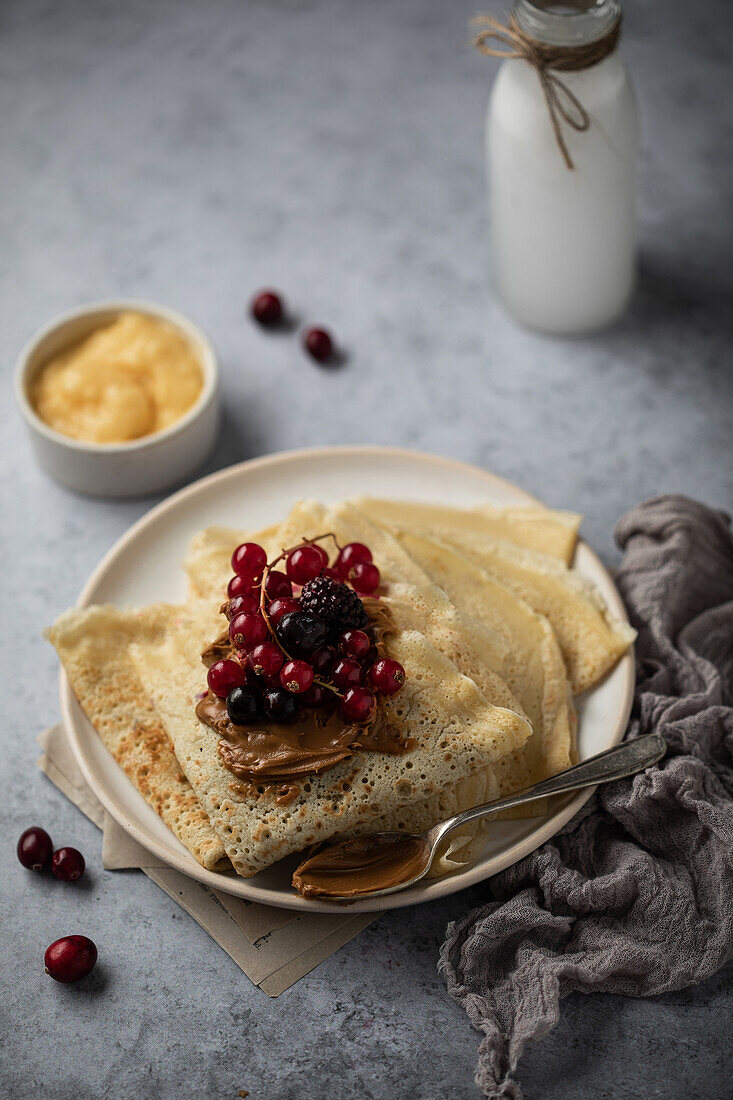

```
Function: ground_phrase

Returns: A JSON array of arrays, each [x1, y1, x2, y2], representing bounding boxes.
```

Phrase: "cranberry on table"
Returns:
[[340, 686, 376, 724], [286, 544, 328, 585], [231, 542, 268, 581], [207, 658, 247, 698], [250, 290, 283, 327], [302, 327, 334, 363], [51, 847, 85, 882], [349, 561, 380, 595], [44, 936, 97, 984], [280, 660, 314, 695], [17, 826, 53, 871], [369, 658, 406, 696]]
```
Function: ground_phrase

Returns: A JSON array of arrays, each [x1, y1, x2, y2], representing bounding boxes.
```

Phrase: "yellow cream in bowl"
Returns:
[[31, 311, 204, 444]]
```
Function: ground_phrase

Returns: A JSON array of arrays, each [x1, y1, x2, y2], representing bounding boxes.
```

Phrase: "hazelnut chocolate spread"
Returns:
[[196, 598, 414, 796], [291, 833, 431, 899]]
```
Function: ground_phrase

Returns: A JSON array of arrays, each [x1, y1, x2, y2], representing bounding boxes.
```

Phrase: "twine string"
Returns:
[[473, 13, 621, 170]]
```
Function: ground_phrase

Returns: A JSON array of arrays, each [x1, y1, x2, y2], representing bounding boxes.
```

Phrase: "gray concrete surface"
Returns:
[[1, 1, 731, 1097]]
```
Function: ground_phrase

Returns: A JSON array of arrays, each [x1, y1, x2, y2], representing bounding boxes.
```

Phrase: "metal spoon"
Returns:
[[304, 733, 666, 901]]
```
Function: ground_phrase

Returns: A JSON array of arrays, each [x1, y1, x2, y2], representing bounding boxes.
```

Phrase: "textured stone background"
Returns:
[[1, 1, 731, 1097]]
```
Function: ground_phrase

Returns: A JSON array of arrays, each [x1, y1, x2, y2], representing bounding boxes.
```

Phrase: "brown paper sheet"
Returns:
[[37, 725, 380, 995]]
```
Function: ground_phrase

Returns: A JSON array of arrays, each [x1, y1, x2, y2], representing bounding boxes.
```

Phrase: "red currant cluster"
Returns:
[[206, 536, 406, 729], [16, 826, 96, 983]]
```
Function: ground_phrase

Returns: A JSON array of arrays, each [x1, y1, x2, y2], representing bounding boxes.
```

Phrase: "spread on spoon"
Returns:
[[291, 833, 431, 899]]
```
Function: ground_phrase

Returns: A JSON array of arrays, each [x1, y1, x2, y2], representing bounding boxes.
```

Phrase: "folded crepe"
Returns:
[[356, 500, 634, 693], [45, 604, 230, 871], [128, 601, 531, 877], [353, 497, 582, 565]]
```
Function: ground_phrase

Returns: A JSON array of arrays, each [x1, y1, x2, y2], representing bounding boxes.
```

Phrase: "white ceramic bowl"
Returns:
[[14, 300, 220, 497]]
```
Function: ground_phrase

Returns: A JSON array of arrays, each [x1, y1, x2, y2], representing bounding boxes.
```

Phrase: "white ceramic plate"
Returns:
[[61, 446, 634, 913]]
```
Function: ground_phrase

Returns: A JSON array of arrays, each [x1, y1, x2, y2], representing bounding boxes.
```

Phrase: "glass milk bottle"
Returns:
[[484, 0, 639, 334]]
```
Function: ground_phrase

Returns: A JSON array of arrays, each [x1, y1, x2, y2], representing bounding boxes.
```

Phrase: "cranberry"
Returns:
[[231, 542, 268, 581], [44, 936, 97, 983], [225, 593, 259, 620], [51, 847, 85, 882], [335, 542, 372, 577], [280, 660, 314, 695], [338, 629, 371, 660], [229, 611, 267, 649], [340, 686, 376, 724], [332, 657, 364, 689], [267, 597, 301, 626], [264, 570, 293, 599], [369, 658, 406, 696], [248, 641, 285, 679], [251, 290, 283, 327], [17, 827, 53, 871], [227, 574, 257, 600], [311, 645, 337, 676], [286, 544, 328, 585], [303, 327, 333, 363], [322, 566, 342, 581], [207, 659, 247, 698], [349, 562, 380, 595]]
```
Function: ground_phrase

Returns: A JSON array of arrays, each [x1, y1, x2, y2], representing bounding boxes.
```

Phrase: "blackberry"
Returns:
[[299, 575, 368, 639]]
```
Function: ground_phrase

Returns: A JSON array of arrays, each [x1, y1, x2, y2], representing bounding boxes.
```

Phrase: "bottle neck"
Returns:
[[512, 0, 621, 48]]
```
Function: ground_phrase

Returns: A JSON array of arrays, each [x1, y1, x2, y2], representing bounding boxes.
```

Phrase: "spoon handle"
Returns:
[[431, 733, 666, 846]]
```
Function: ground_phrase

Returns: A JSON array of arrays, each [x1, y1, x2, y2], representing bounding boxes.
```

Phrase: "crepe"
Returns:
[[129, 600, 532, 877], [45, 604, 230, 871], [353, 497, 582, 565], [359, 506, 634, 692]]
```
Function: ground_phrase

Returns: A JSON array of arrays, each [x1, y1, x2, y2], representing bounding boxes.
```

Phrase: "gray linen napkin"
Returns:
[[439, 496, 733, 1099]]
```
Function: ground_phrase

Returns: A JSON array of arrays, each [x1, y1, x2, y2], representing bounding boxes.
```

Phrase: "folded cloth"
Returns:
[[439, 496, 733, 1100]]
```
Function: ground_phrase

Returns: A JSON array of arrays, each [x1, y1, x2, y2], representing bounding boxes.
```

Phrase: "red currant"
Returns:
[[51, 847, 85, 882], [44, 936, 97, 984], [332, 657, 364, 689], [229, 611, 267, 649], [225, 593, 259, 620], [248, 641, 285, 679], [17, 826, 53, 871], [311, 645, 337, 676], [227, 574, 258, 600], [302, 326, 333, 363], [369, 658, 406, 696], [336, 542, 372, 577], [267, 597, 301, 626], [251, 290, 284, 327], [340, 687, 376, 724], [338, 629, 371, 660], [207, 659, 247, 698], [280, 660, 314, 694], [349, 562, 380, 594], [264, 570, 293, 599], [301, 684, 329, 709], [231, 542, 267, 580], [322, 566, 342, 581], [286, 544, 328, 585]]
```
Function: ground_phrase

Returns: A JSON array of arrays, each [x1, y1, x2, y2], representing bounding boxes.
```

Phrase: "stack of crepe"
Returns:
[[47, 497, 634, 883]]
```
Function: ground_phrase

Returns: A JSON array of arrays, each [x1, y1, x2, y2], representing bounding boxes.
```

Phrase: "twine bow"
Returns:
[[474, 13, 621, 170]]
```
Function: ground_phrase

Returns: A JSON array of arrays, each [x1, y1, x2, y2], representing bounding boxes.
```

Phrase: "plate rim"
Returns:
[[60, 444, 635, 913]]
